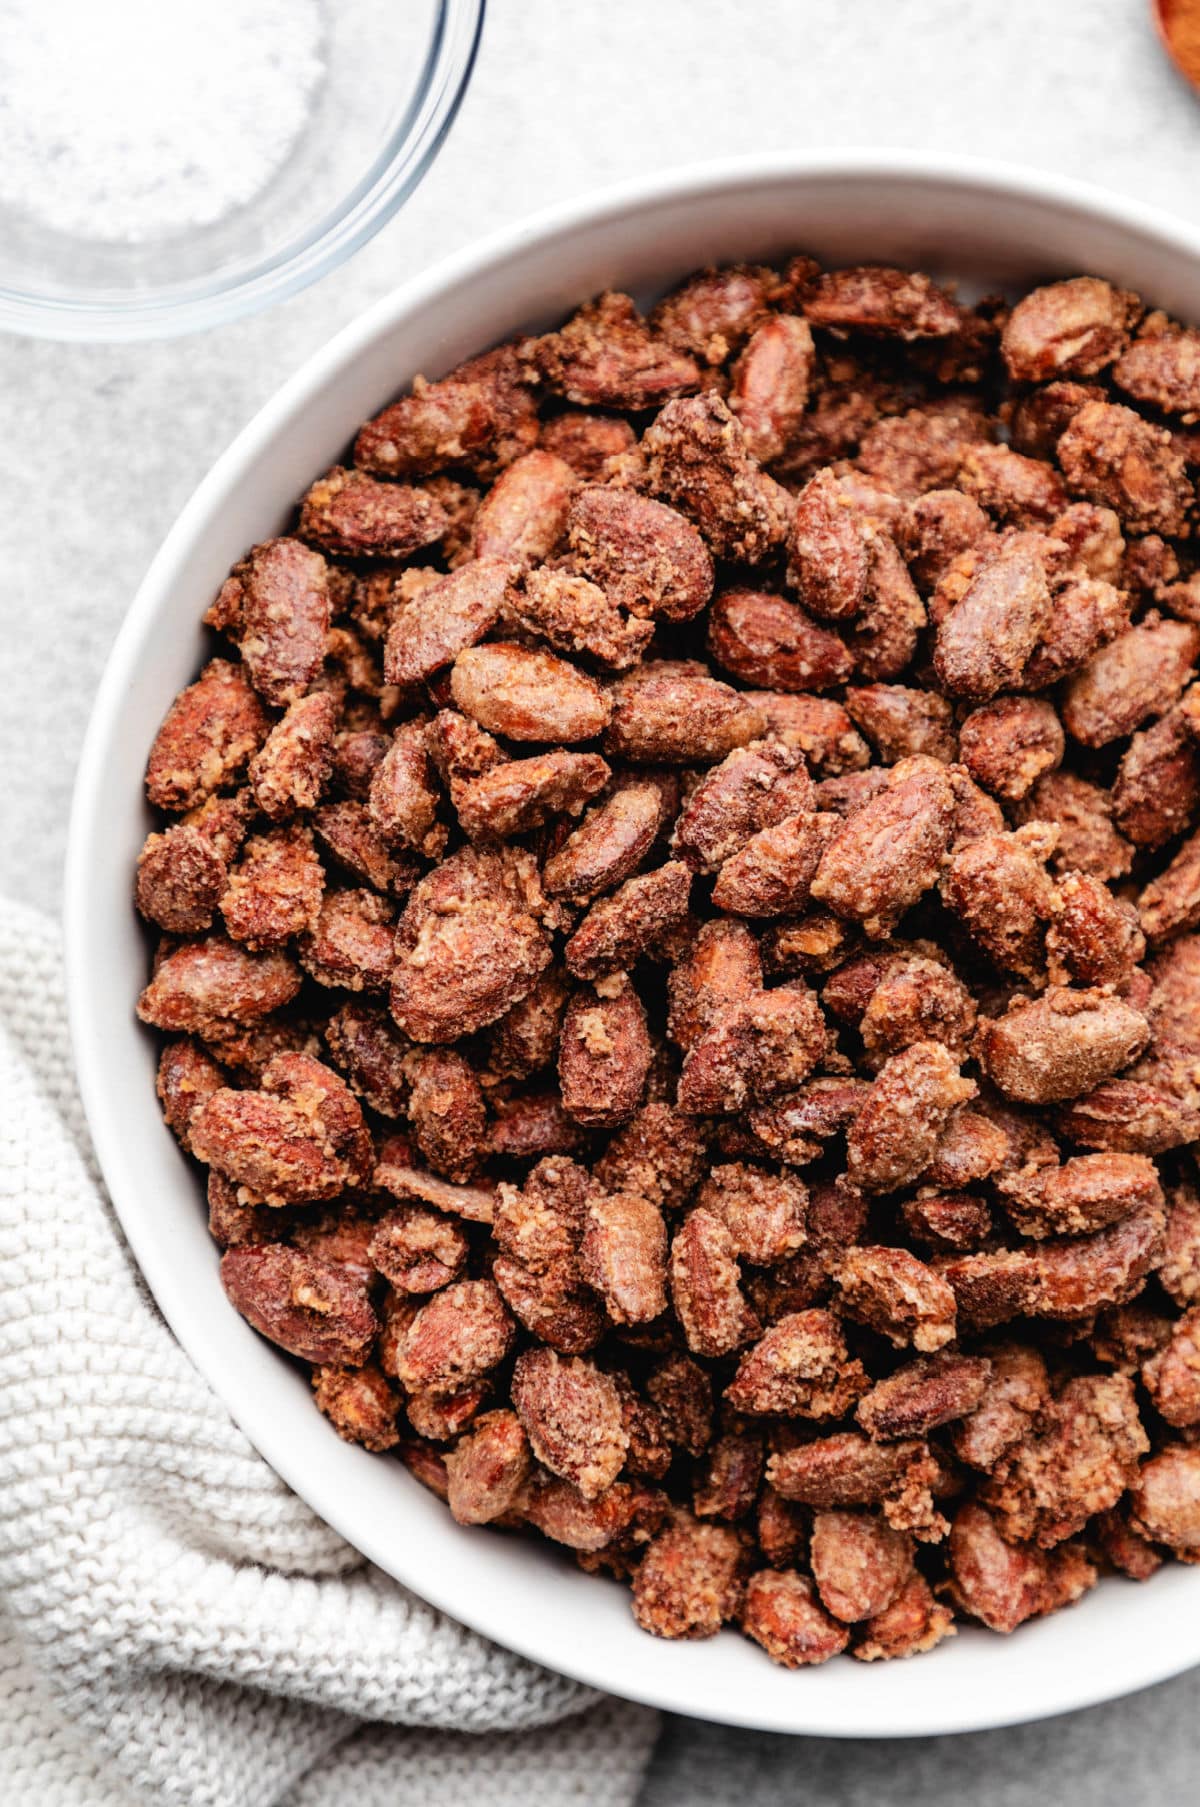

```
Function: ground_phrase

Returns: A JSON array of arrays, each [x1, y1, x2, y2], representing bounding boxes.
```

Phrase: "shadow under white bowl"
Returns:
[[65, 152, 1200, 1737]]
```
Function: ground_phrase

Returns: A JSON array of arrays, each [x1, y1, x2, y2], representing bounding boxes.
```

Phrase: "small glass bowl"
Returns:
[[0, 0, 484, 341]]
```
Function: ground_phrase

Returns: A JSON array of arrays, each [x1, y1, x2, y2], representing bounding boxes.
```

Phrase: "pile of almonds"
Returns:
[[135, 257, 1200, 1668]]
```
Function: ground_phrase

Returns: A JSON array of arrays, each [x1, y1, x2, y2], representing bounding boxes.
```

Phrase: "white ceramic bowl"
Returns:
[[65, 153, 1200, 1737]]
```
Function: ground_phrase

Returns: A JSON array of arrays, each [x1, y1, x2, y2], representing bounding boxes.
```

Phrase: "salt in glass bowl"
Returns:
[[0, 0, 484, 341]]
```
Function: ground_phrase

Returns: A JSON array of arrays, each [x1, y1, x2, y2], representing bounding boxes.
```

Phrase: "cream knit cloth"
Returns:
[[0, 897, 658, 1806]]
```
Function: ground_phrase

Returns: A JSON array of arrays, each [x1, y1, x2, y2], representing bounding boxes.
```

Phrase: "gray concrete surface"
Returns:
[[4, 2, 1199, 1797]]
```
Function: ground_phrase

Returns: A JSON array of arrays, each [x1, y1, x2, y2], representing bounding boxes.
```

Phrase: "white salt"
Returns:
[[0, 0, 325, 244]]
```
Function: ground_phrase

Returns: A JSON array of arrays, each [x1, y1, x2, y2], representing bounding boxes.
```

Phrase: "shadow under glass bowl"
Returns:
[[0, 0, 484, 342]]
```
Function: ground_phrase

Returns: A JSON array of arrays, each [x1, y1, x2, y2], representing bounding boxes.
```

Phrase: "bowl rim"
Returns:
[[64, 149, 1200, 1736], [0, 0, 486, 343]]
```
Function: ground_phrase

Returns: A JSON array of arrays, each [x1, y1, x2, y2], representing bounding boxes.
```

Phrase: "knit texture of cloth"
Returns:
[[0, 896, 658, 1806]]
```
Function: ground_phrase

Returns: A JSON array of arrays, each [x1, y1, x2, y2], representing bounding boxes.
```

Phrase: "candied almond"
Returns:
[[804, 266, 962, 340], [450, 641, 610, 744], [810, 756, 956, 937], [1142, 1307, 1200, 1428], [950, 1342, 1049, 1471], [510, 565, 653, 671], [998, 1152, 1161, 1241], [1045, 872, 1144, 990], [942, 825, 1056, 980], [397, 1278, 515, 1396], [676, 983, 827, 1115], [136, 820, 229, 935], [674, 740, 813, 874], [957, 441, 1066, 527], [748, 1077, 869, 1165], [642, 392, 792, 564], [313, 800, 415, 895], [787, 467, 870, 620], [313, 1364, 400, 1451], [543, 779, 666, 901], [741, 1569, 849, 1667], [853, 1571, 955, 1663], [726, 1309, 868, 1419], [525, 290, 702, 410], [729, 314, 815, 462], [767, 1431, 941, 1533], [711, 810, 836, 920], [156, 1039, 225, 1152], [539, 410, 636, 478], [1129, 1445, 1200, 1559], [692, 1427, 764, 1522], [746, 690, 870, 775], [835, 1245, 958, 1352], [1001, 278, 1136, 383], [846, 1041, 976, 1195], [209, 538, 330, 706], [1058, 401, 1192, 537], [651, 263, 778, 362], [493, 1254, 605, 1356], [579, 1189, 668, 1325], [857, 1353, 992, 1442], [444, 1410, 531, 1525], [695, 1164, 807, 1266], [949, 1503, 1096, 1633], [1019, 770, 1132, 883], [933, 530, 1056, 701], [558, 976, 652, 1128], [471, 449, 575, 569], [669, 1207, 760, 1359], [898, 487, 990, 592], [299, 467, 449, 559], [219, 826, 324, 951], [1113, 705, 1200, 850], [145, 658, 269, 813], [566, 484, 715, 623], [901, 1191, 993, 1255], [353, 373, 500, 479], [565, 861, 692, 980], [511, 1349, 628, 1501], [810, 1510, 914, 1624], [958, 696, 1063, 803], [708, 585, 853, 694], [1050, 500, 1126, 583], [594, 1102, 709, 1213], [251, 691, 338, 820], [390, 847, 551, 1043], [977, 987, 1150, 1105], [220, 1244, 378, 1365], [383, 558, 508, 687], [605, 660, 766, 764], [859, 960, 977, 1068], [137, 936, 301, 1035], [631, 1511, 747, 1641], [844, 683, 956, 765], [300, 887, 394, 993], [1115, 326, 1200, 418], [981, 1373, 1148, 1547], [856, 400, 991, 502]]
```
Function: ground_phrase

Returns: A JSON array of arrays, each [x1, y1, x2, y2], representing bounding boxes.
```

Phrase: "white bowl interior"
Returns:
[[65, 156, 1200, 1737]]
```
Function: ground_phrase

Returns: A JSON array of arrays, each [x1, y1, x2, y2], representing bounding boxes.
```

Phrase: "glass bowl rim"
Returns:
[[0, 0, 486, 343]]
